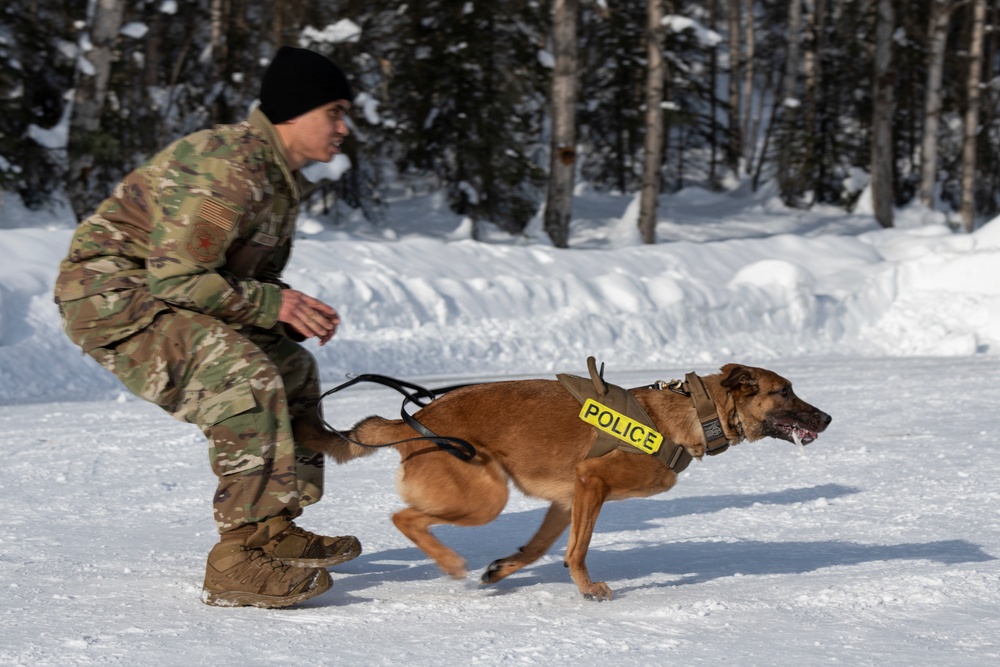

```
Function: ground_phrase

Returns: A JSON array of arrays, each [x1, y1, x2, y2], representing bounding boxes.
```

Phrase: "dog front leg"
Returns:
[[565, 470, 612, 600], [481, 502, 571, 585]]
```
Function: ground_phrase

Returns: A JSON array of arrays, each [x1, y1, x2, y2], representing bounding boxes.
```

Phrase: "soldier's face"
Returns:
[[282, 100, 351, 168]]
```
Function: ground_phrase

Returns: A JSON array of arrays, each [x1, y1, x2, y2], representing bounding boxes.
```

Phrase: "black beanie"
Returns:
[[259, 46, 353, 124]]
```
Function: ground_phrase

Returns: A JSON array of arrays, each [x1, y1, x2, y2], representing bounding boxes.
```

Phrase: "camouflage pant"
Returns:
[[74, 306, 325, 533]]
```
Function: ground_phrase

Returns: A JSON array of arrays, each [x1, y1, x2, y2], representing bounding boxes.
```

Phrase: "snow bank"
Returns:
[[1, 188, 997, 403]]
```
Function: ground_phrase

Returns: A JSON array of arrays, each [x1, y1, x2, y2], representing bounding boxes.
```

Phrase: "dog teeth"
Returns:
[[791, 430, 808, 456]]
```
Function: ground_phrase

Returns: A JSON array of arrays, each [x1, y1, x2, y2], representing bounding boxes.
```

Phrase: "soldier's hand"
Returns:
[[278, 289, 340, 345]]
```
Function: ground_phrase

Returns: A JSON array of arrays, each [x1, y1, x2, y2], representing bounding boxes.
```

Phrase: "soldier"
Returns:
[[55, 46, 359, 608]]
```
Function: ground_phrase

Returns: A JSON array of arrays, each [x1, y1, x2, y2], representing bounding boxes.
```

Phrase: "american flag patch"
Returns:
[[197, 199, 241, 231]]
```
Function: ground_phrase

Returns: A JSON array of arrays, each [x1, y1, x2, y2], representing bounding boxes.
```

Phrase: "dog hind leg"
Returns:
[[481, 502, 570, 585], [393, 451, 509, 580], [391, 507, 470, 579]]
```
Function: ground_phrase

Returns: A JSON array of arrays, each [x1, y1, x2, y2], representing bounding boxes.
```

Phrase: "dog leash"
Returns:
[[316, 373, 479, 462]]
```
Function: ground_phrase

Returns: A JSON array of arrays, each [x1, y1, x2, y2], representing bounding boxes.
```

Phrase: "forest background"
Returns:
[[1, 0, 996, 245]]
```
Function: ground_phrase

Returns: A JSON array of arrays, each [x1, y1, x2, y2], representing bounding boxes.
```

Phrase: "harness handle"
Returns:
[[317, 373, 478, 462], [586, 355, 608, 398]]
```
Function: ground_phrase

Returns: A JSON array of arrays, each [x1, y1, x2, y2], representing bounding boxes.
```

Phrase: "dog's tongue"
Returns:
[[792, 426, 817, 445]]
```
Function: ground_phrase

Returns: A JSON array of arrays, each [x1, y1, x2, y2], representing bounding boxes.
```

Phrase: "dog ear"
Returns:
[[720, 364, 758, 394]]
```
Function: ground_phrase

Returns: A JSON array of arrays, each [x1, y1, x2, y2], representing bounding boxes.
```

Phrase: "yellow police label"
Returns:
[[579, 398, 664, 454]]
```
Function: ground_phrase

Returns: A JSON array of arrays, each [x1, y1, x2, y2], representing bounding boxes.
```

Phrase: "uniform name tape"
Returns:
[[579, 398, 664, 454]]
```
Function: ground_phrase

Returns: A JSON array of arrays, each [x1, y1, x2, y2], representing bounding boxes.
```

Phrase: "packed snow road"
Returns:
[[2, 355, 998, 666]]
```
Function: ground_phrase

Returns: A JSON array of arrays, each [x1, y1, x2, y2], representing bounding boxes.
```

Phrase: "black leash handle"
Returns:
[[317, 373, 478, 462]]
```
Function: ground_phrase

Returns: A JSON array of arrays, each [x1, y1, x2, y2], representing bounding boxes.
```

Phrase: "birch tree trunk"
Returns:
[[638, 0, 666, 244], [67, 0, 126, 220], [143, 11, 163, 88], [708, 0, 719, 185], [544, 0, 578, 248], [871, 0, 895, 228], [210, 0, 227, 80], [272, 3, 283, 49], [741, 0, 755, 174], [919, 0, 959, 208], [727, 0, 741, 175], [960, 0, 986, 232], [805, 0, 826, 203], [776, 0, 803, 201], [781, 0, 802, 111]]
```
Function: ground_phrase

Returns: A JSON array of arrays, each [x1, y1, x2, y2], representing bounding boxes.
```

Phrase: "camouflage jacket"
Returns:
[[55, 108, 304, 352]]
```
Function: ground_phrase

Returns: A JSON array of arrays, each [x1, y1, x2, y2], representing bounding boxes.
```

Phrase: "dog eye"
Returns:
[[772, 386, 790, 397]]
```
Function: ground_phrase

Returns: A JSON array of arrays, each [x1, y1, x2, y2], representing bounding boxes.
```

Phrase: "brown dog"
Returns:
[[301, 363, 831, 600]]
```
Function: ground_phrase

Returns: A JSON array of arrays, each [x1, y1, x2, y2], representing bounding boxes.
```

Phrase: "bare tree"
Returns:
[[781, 0, 802, 115], [740, 0, 756, 173], [67, 0, 126, 220], [871, 0, 895, 228], [210, 0, 228, 80], [804, 0, 826, 203], [727, 0, 741, 175], [638, 0, 666, 244], [960, 0, 987, 232], [708, 0, 719, 185], [920, 0, 966, 209], [776, 0, 803, 201], [544, 0, 579, 248]]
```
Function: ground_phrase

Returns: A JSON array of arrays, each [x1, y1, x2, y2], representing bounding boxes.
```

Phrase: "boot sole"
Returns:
[[201, 569, 332, 609]]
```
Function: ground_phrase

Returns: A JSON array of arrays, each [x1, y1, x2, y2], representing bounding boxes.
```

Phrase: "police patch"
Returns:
[[579, 398, 664, 454], [188, 222, 227, 263]]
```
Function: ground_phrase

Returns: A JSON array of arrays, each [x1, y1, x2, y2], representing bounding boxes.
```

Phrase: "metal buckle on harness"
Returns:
[[667, 446, 687, 469]]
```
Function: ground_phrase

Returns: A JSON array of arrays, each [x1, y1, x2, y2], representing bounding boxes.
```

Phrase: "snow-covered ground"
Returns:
[[1, 183, 998, 665]]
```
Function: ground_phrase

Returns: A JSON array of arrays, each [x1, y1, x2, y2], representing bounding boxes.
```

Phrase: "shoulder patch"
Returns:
[[198, 199, 241, 231], [188, 222, 227, 263]]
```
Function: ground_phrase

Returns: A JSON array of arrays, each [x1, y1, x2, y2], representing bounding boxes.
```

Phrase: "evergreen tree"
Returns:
[[349, 0, 549, 234], [576, 0, 647, 193], [5, 0, 1000, 235], [0, 1, 81, 209]]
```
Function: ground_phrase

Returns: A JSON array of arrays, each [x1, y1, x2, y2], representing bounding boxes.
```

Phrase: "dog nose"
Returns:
[[820, 412, 832, 426]]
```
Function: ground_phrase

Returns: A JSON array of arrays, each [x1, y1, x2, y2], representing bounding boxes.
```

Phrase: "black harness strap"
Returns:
[[317, 373, 478, 462]]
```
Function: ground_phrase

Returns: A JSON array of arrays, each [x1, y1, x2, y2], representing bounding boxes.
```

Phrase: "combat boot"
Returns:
[[201, 540, 332, 608], [247, 516, 362, 568]]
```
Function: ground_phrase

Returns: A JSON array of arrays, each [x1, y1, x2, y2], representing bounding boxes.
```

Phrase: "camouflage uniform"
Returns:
[[55, 108, 326, 532]]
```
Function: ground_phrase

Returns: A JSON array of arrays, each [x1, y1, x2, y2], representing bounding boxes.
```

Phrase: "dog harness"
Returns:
[[557, 357, 732, 473]]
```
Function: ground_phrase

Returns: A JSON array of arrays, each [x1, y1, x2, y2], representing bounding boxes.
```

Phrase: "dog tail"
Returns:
[[293, 416, 380, 464], [348, 415, 407, 451]]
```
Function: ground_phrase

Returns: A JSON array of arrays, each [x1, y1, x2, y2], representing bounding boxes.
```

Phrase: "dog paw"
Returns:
[[581, 582, 613, 601], [481, 558, 515, 584], [441, 562, 467, 580], [435, 555, 467, 580]]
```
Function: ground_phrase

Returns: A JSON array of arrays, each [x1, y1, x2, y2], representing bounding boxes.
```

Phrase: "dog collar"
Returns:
[[653, 373, 732, 456]]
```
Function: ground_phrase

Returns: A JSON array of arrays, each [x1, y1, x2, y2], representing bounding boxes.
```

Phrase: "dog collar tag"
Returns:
[[579, 399, 664, 454]]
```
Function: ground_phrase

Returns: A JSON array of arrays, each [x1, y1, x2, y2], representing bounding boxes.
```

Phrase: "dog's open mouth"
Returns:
[[774, 422, 819, 446]]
